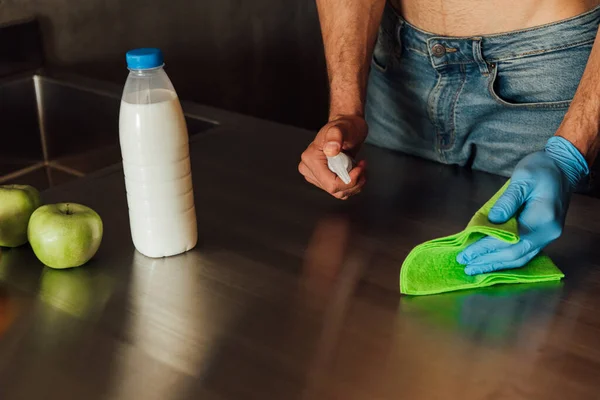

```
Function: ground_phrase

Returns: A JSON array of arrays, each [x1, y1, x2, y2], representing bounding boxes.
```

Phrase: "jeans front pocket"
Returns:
[[487, 41, 594, 109], [371, 24, 400, 73]]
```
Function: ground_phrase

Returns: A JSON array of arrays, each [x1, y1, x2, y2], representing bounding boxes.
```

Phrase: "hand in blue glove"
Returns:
[[457, 136, 589, 276]]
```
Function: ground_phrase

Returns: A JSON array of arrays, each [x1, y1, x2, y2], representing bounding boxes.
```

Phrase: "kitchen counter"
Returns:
[[0, 70, 217, 190], [1, 93, 600, 400]]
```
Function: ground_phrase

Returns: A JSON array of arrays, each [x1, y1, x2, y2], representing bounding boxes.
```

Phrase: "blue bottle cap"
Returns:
[[126, 48, 164, 70]]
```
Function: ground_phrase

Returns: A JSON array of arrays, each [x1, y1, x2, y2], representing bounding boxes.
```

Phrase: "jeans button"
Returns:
[[431, 44, 446, 57]]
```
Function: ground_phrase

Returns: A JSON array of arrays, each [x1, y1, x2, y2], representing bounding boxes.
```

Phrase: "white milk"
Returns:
[[119, 89, 197, 258]]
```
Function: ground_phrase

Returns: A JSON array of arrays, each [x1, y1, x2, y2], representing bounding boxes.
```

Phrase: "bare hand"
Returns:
[[298, 115, 368, 200]]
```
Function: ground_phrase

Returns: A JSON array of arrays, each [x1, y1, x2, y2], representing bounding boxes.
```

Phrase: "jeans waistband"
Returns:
[[381, 2, 600, 68]]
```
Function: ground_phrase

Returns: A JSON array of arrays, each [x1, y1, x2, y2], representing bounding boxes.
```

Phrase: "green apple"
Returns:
[[28, 203, 103, 269], [0, 185, 41, 247]]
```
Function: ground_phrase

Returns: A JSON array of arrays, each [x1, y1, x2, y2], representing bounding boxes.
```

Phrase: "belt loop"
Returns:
[[472, 38, 490, 75]]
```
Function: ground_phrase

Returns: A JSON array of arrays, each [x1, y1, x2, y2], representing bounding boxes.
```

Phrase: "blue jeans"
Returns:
[[365, 4, 600, 190]]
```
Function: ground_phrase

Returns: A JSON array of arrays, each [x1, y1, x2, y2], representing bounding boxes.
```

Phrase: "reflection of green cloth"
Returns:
[[400, 181, 564, 296], [401, 282, 562, 343]]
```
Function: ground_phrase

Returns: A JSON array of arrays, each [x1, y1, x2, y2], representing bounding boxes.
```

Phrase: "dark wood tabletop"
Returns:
[[1, 103, 599, 400]]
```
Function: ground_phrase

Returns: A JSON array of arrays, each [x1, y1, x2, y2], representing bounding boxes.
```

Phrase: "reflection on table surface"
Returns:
[[0, 122, 599, 400]]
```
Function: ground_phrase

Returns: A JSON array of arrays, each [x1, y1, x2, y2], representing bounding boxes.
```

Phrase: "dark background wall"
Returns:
[[1, 0, 329, 130]]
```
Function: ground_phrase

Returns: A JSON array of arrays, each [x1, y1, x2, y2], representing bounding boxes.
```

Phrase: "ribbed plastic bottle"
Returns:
[[118, 48, 197, 258]]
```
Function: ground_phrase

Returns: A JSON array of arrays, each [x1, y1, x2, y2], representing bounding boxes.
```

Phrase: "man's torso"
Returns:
[[366, 1, 600, 185], [392, 0, 599, 36]]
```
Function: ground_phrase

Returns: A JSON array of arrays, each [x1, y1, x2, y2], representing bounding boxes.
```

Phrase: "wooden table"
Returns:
[[1, 93, 599, 400]]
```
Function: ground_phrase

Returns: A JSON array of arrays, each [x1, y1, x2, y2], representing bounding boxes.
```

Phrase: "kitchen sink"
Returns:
[[0, 71, 217, 190]]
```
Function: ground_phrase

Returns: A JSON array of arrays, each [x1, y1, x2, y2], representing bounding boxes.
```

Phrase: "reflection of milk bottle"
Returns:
[[118, 48, 197, 258]]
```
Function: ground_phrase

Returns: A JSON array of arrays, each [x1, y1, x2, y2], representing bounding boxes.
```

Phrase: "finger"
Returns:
[[305, 175, 319, 187], [299, 161, 324, 188], [339, 187, 363, 200], [349, 172, 367, 193], [298, 161, 308, 176], [488, 181, 532, 224], [338, 160, 366, 187], [464, 249, 539, 276], [349, 160, 366, 181], [332, 185, 361, 200], [319, 160, 366, 195], [301, 144, 340, 187], [464, 238, 537, 266], [303, 144, 341, 186], [322, 125, 343, 157], [302, 141, 366, 194], [456, 236, 512, 265], [334, 164, 367, 195], [332, 174, 367, 199], [298, 161, 316, 182]]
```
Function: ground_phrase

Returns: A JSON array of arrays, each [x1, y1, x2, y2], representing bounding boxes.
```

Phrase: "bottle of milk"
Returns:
[[119, 48, 197, 258]]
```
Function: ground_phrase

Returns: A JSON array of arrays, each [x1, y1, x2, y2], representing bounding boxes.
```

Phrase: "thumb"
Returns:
[[323, 124, 344, 157], [489, 181, 530, 224]]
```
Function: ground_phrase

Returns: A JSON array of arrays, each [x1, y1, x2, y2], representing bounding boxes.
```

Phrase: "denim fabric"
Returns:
[[365, 4, 600, 189]]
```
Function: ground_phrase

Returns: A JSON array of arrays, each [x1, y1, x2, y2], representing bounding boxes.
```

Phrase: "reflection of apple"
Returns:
[[39, 268, 93, 315], [28, 203, 103, 269], [38, 268, 112, 319], [0, 185, 41, 247]]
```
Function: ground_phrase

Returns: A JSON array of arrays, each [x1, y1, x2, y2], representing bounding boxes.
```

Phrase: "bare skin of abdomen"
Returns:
[[393, 0, 600, 36]]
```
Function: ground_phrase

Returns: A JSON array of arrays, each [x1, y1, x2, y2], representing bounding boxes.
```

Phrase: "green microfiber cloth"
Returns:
[[400, 181, 564, 296]]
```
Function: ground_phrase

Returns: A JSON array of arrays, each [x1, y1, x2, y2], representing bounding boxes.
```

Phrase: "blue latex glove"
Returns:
[[457, 136, 589, 276]]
